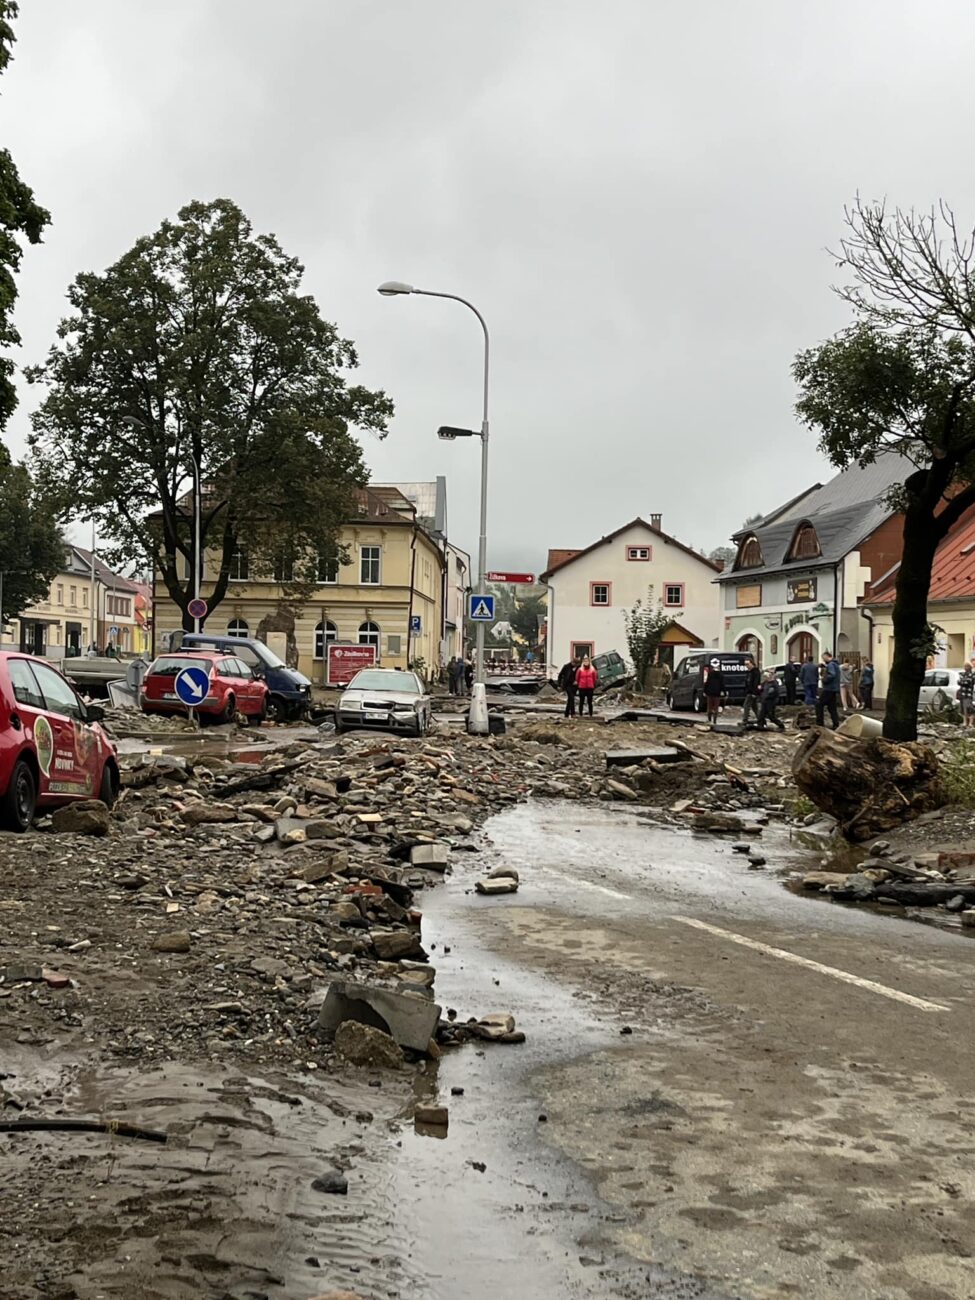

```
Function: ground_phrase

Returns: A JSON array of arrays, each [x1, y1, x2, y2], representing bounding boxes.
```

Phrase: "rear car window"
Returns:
[[8, 658, 45, 710], [148, 656, 214, 678]]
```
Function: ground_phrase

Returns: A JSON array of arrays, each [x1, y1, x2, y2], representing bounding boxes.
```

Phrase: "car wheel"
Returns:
[[99, 761, 119, 809], [1, 758, 37, 833], [666, 692, 674, 710], [265, 694, 287, 723], [218, 693, 236, 725], [249, 697, 268, 726], [692, 691, 704, 713]]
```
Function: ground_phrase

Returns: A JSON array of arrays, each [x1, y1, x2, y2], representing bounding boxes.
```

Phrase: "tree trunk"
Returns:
[[792, 727, 944, 841], [884, 499, 940, 742]]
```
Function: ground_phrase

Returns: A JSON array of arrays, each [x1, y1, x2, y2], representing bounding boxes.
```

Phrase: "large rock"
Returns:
[[51, 800, 111, 836], [371, 929, 426, 961], [152, 930, 191, 954], [334, 1020, 404, 1070], [181, 802, 237, 826], [319, 978, 441, 1052]]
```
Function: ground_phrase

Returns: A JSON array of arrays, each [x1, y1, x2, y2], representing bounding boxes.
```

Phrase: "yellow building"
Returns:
[[152, 486, 446, 685]]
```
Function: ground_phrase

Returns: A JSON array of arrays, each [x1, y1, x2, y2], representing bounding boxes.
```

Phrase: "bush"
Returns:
[[942, 740, 975, 806]]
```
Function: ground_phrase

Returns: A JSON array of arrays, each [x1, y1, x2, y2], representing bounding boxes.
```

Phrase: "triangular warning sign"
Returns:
[[471, 599, 492, 619]]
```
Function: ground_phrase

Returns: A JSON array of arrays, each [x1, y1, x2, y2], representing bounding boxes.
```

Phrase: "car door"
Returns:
[[231, 657, 259, 711], [28, 660, 97, 799], [6, 658, 53, 796]]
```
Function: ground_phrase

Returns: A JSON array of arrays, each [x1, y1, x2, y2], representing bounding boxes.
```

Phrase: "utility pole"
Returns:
[[89, 521, 97, 651]]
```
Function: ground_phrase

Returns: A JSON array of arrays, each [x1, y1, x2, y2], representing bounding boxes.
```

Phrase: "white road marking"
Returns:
[[676, 917, 949, 1013], [540, 867, 632, 900]]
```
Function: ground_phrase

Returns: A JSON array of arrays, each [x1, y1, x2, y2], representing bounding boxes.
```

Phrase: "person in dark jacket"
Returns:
[[464, 657, 474, 694], [860, 660, 875, 711], [741, 656, 760, 726], [816, 650, 841, 729], [558, 657, 580, 717], [757, 669, 786, 731], [799, 655, 819, 705], [703, 658, 724, 724], [783, 658, 799, 706]]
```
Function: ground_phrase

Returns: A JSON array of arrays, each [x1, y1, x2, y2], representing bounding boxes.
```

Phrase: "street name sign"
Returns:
[[486, 571, 535, 584], [468, 594, 496, 621], [175, 665, 210, 707]]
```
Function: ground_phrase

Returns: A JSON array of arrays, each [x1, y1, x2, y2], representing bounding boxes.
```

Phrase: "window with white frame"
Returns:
[[229, 548, 249, 581], [360, 546, 381, 585], [664, 583, 684, 606], [227, 618, 248, 638], [590, 582, 611, 606], [273, 553, 294, 583], [358, 620, 380, 648], [314, 620, 337, 659], [626, 546, 651, 561]]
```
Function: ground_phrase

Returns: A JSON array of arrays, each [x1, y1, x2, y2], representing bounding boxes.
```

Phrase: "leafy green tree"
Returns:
[[510, 594, 545, 650], [794, 199, 975, 742], [0, 445, 64, 622], [622, 586, 672, 690], [0, 1, 50, 432], [28, 199, 391, 628], [708, 545, 736, 569]]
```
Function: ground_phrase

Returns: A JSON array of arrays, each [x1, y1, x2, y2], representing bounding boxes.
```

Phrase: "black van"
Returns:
[[177, 633, 312, 721], [667, 652, 752, 712]]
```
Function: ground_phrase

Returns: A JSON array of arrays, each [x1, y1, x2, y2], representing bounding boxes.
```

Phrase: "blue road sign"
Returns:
[[175, 665, 210, 708], [410, 615, 422, 635], [468, 593, 496, 622]]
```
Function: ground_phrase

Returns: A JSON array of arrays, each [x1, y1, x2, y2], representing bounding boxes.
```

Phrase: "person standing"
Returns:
[[703, 658, 724, 725], [464, 657, 474, 695], [558, 657, 580, 717], [446, 656, 457, 695], [958, 659, 975, 728], [839, 659, 859, 711], [575, 654, 598, 718], [757, 669, 786, 731], [741, 655, 760, 727], [816, 650, 841, 729], [783, 657, 799, 706], [800, 655, 819, 706], [860, 660, 875, 711]]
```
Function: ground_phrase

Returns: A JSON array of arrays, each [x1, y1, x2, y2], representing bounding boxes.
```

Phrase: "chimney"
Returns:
[[650, 513, 662, 531]]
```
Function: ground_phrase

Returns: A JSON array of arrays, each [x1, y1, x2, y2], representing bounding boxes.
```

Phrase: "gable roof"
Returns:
[[868, 505, 975, 606], [70, 547, 142, 594], [540, 518, 720, 582], [720, 454, 912, 583]]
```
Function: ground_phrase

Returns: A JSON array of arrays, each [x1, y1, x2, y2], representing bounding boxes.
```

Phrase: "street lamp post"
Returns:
[[378, 281, 491, 735]]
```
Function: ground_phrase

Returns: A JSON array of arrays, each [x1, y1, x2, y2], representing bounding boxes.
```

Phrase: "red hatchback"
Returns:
[[140, 652, 269, 723], [0, 652, 119, 832]]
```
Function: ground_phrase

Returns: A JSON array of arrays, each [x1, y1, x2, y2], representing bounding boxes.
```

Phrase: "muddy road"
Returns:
[[425, 801, 975, 1300]]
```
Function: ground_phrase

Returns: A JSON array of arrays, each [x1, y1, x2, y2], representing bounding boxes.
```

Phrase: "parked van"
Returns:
[[593, 650, 629, 688], [667, 651, 751, 712], [176, 633, 312, 721]]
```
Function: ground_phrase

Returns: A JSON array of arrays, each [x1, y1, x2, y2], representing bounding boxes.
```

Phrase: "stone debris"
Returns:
[[50, 800, 111, 836], [319, 979, 441, 1053], [414, 1104, 448, 1127], [475, 875, 519, 895], [334, 1021, 404, 1070]]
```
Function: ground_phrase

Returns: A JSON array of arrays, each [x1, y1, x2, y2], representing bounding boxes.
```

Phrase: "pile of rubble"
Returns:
[[796, 841, 975, 919]]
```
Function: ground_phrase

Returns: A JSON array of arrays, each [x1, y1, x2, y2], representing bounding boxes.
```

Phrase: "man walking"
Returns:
[[757, 669, 786, 731], [860, 660, 875, 711], [703, 657, 724, 725], [783, 657, 799, 706], [741, 655, 761, 727], [816, 650, 841, 729], [800, 655, 819, 706], [558, 656, 579, 718]]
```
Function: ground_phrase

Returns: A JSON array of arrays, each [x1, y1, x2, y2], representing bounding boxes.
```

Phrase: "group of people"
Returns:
[[706, 650, 876, 732], [709, 657, 785, 730], [446, 656, 475, 696], [556, 654, 599, 717]]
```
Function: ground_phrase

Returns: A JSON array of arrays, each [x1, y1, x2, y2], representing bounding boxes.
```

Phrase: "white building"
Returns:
[[540, 515, 722, 670]]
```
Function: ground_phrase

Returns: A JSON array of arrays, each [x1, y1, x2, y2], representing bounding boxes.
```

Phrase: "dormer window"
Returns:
[[737, 534, 764, 569], [788, 522, 821, 561]]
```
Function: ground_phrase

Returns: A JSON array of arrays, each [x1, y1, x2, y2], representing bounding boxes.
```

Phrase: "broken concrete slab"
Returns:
[[410, 842, 450, 871], [475, 877, 519, 895], [318, 978, 441, 1053], [605, 747, 690, 766]]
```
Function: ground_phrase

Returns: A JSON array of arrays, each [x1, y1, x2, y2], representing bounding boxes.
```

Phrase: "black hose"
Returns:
[[0, 1118, 167, 1143]]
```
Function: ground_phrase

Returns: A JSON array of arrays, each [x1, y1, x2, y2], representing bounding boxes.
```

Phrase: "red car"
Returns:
[[140, 651, 269, 723], [0, 651, 119, 832]]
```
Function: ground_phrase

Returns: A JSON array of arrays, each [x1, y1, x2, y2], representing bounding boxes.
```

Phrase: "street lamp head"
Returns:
[[377, 280, 415, 297], [438, 425, 477, 440]]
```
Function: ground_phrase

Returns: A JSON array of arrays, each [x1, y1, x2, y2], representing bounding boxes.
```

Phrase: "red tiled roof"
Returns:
[[541, 519, 720, 581], [869, 506, 975, 605], [546, 548, 581, 573]]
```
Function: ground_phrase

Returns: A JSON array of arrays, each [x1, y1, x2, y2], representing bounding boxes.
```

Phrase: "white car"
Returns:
[[918, 668, 965, 711], [335, 668, 432, 736]]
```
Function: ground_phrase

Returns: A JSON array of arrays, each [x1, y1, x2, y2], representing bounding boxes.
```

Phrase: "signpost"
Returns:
[[174, 664, 210, 727], [410, 615, 422, 635], [326, 643, 377, 687], [468, 594, 495, 622], [486, 571, 534, 585], [187, 597, 208, 622]]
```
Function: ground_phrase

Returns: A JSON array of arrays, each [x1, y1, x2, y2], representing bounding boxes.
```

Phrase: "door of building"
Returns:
[[736, 634, 762, 665], [788, 631, 815, 663]]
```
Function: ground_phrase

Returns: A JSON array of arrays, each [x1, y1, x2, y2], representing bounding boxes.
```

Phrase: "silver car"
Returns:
[[918, 668, 965, 711], [335, 668, 432, 736]]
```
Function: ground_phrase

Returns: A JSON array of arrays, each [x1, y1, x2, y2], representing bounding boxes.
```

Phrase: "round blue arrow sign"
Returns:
[[175, 665, 211, 707]]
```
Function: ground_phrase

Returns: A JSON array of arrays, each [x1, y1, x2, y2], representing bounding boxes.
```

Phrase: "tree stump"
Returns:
[[791, 727, 945, 841]]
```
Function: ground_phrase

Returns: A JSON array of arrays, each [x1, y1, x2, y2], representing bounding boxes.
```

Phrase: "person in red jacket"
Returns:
[[575, 655, 598, 717]]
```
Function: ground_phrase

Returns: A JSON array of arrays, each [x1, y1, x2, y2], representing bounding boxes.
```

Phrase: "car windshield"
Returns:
[[252, 644, 286, 668], [348, 670, 420, 693], [148, 656, 213, 678]]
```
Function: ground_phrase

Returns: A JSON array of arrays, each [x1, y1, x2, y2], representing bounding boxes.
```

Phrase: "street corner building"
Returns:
[[717, 456, 911, 672], [540, 513, 722, 671], [151, 482, 467, 684]]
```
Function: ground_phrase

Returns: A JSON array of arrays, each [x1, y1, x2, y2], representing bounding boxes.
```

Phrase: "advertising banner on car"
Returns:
[[327, 643, 377, 686]]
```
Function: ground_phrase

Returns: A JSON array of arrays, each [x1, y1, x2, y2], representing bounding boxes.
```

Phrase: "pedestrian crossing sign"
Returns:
[[468, 593, 495, 621]]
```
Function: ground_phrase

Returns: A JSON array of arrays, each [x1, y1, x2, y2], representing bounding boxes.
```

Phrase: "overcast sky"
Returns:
[[6, 1, 975, 571]]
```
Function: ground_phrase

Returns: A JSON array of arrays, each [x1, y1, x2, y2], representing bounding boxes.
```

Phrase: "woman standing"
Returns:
[[575, 655, 598, 718], [703, 658, 724, 725], [839, 660, 859, 711], [958, 659, 975, 728]]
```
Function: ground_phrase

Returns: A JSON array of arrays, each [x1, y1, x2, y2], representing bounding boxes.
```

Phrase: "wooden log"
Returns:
[[791, 727, 945, 842], [873, 882, 975, 907]]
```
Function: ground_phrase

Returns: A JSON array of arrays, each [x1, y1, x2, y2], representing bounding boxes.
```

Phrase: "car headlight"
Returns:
[[342, 698, 363, 709]]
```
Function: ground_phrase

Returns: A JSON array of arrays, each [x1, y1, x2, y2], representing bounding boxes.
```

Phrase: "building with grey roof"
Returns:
[[718, 455, 911, 665]]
